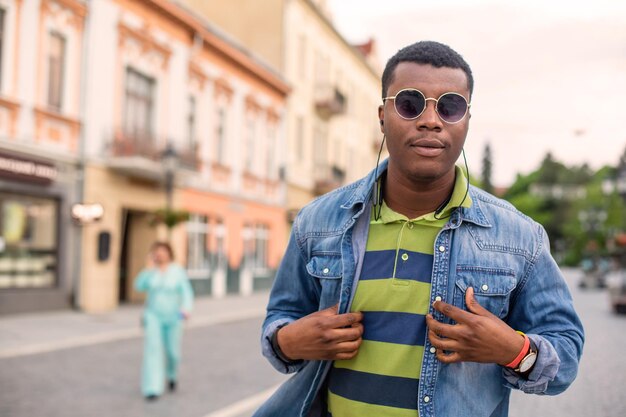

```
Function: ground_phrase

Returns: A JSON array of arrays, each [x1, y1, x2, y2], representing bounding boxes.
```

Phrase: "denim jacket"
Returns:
[[254, 159, 584, 417]]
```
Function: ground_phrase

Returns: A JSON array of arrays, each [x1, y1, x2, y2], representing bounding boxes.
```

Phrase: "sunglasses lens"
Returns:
[[394, 90, 425, 119], [437, 94, 468, 123]]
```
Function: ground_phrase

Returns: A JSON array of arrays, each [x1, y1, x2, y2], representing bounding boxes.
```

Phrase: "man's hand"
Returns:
[[425, 287, 524, 365], [277, 304, 364, 361]]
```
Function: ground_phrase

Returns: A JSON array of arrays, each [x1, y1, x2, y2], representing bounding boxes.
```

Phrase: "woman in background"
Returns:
[[135, 241, 194, 401]]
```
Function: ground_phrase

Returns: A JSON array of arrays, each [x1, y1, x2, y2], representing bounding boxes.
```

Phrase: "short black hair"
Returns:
[[381, 40, 474, 99]]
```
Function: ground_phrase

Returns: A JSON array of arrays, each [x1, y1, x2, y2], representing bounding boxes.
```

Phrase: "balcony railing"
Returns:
[[107, 131, 200, 179], [313, 164, 346, 196], [314, 85, 346, 119]]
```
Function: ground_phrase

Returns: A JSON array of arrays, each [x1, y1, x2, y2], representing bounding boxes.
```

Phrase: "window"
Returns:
[[124, 67, 155, 139], [215, 107, 226, 164], [186, 214, 210, 279], [0, 193, 58, 289], [254, 224, 269, 271], [0, 8, 6, 92], [313, 123, 328, 171], [47, 32, 66, 110], [187, 95, 196, 150], [245, 119, 255, 172], [267, 125, 276, 179], [242, 223, 268, 272], [298, 34, 307, 78], [296, 116, 304, 161]]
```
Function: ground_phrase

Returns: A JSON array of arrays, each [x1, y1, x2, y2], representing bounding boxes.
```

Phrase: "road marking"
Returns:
[[0, 309, 264, 359], [201, 384, 281, 417]]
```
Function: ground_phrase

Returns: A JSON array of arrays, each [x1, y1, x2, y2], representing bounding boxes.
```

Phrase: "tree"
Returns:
[[481, 141, 494, 194]]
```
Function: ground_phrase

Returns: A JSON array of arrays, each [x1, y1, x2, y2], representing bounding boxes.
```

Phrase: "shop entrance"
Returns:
[[118, 209, 156, 303]]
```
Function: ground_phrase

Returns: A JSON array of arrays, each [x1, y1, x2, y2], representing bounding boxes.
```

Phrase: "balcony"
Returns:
[[313, 164, 346, 196], [107, 131, 199, 181], [314, 85, 346, 119]]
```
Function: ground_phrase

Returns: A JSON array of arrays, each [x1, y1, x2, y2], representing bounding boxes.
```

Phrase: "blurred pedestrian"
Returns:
[[134, 241, 194, 401]]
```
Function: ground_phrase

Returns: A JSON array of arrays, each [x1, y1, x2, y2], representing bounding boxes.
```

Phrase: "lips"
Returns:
[[409, 138, 446, 157]]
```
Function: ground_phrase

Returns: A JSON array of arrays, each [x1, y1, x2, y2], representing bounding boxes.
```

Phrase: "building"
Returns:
[[79, 0, 290, 312], [0, 0, 290, 314], [177, 0, 383, 220], [0, 0, 86, 314]]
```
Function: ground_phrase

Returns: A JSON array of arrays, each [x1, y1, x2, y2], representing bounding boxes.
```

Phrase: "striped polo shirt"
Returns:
[[327, 167, 472, 417]]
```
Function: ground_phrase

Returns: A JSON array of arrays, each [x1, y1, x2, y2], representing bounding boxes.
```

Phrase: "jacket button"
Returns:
[[481, 284, 489, 291], [322, 268, 329, 274], [424, 396, 430, 403], [434, 296, 442, 302], [430, 347, 436, 354], [438, 245, 445, 252]]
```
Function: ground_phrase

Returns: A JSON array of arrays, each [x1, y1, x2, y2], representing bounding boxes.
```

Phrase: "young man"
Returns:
[[253, 41, 584, 417]]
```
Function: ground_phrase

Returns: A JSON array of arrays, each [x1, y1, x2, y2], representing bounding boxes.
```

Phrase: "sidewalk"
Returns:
[[0, 291, 270, 359]]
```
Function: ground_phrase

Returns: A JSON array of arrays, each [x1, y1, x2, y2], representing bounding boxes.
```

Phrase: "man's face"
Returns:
[[378, 62, 470, 183]]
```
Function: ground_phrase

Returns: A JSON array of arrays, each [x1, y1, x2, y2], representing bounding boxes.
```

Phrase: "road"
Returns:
[[1, 268, 624, 417]]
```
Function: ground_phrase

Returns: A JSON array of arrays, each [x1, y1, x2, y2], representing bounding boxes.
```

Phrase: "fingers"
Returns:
[[465, 287, 492, 317], [436, 350, 462, 364], [432, 299, 474, 323], [326, 310, 364, 329]]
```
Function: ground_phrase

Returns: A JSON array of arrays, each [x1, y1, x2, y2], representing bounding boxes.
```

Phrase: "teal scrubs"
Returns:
[[135, 263, 194, 396]]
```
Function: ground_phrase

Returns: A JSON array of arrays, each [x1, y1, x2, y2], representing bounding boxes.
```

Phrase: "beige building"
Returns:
[[178, 0, 383, 216]]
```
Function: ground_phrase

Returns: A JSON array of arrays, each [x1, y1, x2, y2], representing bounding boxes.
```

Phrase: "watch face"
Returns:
[[518, 352, 537, 373]]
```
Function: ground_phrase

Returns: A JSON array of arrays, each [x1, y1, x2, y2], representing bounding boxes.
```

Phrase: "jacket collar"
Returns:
[[340, 158, 491, 228]]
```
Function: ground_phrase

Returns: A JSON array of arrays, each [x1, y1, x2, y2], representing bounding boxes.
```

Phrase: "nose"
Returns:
[[417, 98, 442, 131]]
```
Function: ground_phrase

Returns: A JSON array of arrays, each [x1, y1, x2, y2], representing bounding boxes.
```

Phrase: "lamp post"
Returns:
[[161, 142, 178, 239]]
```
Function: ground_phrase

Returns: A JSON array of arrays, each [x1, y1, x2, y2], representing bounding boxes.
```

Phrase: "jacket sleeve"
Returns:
[[260, 214, 321, 374], [134, 269, 155, 293], [503, 225, 584, 395]]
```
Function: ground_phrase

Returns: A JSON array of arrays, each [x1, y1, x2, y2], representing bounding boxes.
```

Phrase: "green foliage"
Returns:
[[501, 148, 625, 266], [150, 208, 190, 229]]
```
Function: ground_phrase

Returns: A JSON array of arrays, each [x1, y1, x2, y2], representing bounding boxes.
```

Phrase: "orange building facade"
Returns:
[[77, 0, 290, 312]]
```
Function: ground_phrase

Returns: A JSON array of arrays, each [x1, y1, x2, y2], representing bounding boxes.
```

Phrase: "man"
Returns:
[[253, 41, 584, 417]]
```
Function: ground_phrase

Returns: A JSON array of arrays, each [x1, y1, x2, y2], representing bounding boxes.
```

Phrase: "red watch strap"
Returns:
[[505, 333, 530, 369]]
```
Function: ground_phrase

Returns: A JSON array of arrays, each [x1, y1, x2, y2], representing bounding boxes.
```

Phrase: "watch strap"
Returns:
[[505, 332, 530, 369]]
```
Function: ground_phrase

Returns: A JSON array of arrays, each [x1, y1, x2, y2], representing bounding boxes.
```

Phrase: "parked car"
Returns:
[[607, 268, 626, 314]]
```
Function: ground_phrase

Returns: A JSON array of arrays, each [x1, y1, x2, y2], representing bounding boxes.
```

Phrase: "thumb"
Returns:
[[465, 287, 490, 316]]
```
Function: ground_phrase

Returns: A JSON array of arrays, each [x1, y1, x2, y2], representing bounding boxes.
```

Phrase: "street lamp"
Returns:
[[162, 142, 178, 213]]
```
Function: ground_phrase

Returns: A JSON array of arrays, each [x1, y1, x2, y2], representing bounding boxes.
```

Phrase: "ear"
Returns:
[[378, 105, 385, 133]]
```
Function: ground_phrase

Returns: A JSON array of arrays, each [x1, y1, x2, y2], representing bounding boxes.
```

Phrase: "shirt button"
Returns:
[[407, 223, 414, 229], [424, 396, 430, 403], [434, 296, 442, 302], [401, 253, 409, 261], [430, 347, 436, 354], [438, 245, 445, 252], [322, 268, 329, 274], [481, 284, 489, 291]]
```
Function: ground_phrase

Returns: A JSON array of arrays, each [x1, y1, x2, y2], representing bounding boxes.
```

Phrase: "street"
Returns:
[[1, 268, 625, 417]]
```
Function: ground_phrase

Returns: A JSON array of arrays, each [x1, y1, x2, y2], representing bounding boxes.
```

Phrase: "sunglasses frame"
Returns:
[[383, 88, 471, 124]]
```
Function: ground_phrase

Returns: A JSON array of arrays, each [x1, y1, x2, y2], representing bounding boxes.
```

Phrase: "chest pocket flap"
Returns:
[[454, 271, 517, 318], [306, 255, 342, 279]]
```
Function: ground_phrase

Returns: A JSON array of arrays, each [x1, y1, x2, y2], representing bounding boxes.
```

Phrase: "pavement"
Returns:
[[0, 291, 270, 359]]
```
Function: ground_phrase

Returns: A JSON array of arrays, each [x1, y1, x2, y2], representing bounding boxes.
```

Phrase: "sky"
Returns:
[[328, 0, 626, 187]]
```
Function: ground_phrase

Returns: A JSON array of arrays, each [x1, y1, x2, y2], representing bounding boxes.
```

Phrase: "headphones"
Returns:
[[380, 120, 384, 126]]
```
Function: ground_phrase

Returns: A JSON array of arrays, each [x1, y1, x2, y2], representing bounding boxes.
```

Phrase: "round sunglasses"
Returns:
[[383, 88, 471, 124]]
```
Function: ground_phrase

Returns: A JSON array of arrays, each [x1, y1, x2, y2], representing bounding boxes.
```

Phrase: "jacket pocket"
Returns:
[[306, 255, 343, 309], [453, 269, 516, 318]]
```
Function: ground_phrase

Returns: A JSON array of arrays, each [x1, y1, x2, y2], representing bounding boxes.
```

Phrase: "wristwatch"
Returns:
[[515, 338, 538, 376]]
